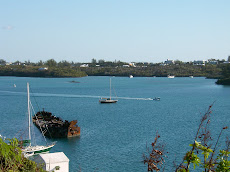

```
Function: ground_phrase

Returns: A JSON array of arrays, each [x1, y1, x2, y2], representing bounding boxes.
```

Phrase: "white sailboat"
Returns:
[[99, 78, 118, 103], [21, 83, 55, 157]]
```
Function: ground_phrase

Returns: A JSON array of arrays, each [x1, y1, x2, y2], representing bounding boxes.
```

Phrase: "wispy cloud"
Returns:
[[2, 25, 14, 30]]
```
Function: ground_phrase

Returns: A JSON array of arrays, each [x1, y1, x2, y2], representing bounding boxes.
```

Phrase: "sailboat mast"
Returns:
[[110, 78, 111, 100], [27, 83, 31, 146]]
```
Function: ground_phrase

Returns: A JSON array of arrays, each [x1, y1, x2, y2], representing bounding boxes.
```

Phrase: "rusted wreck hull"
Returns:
[[33, 110, 80, 138]]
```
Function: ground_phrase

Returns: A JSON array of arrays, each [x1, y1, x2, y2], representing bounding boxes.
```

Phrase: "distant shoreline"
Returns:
[[0, 74, 218, 79], [1, 63, 229, 85]]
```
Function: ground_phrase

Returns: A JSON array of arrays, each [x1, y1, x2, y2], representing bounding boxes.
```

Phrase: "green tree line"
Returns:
[[216, 64, 230, 85], [81, 64, 222, 78], [0, 58, 229, 83]]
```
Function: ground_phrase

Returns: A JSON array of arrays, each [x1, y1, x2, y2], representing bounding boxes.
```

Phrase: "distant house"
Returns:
[[12, 62, 21, 65], [208, 60, 218, 65], [193, 60, 207, 66], [6, 62, 12, 65], [32, 152, 69, 172], [80, 64, 89, 67], [129, 63, 136, 67], [38, 67, 48, 71], [164, 59, 174, 65]]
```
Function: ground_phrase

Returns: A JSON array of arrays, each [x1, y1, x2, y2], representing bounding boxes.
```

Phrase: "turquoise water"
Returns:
[[0, 76, 229, 171]]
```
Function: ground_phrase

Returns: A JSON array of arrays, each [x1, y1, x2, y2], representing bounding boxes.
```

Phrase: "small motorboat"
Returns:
[[153, 97, 160, 101]]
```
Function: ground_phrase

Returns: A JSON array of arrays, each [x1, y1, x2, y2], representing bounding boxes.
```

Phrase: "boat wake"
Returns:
[[0, 91, 155, 101], [116, 96, 153, 100]]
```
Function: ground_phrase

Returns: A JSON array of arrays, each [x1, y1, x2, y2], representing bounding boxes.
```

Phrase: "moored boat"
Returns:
[[99, 98, 118, 103], [129, 75, 134, 78], [21, 83, 55, 157], [99, 78, 118, 103], [167, 75, 175, 78]]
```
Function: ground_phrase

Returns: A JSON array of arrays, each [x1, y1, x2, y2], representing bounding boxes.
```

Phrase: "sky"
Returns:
[[0, 0, 230, 63]]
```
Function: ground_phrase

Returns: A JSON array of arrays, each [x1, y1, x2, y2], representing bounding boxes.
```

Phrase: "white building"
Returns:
[[38, 67, 48, 71], [193, 60, 207, 66], [80, 64, 89, 67], [208, 61, 218, 65], [33, 152, 69, 172], [129, 62, 136, 67], [164, 59, 174, 65]]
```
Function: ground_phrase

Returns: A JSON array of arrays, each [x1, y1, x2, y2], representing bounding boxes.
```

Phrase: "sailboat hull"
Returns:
[[22, 143, 55, 156], [99, 99, 118, 103]]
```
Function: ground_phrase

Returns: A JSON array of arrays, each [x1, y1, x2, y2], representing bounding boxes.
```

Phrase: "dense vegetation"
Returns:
[[0, 58, 229, 83], [216, 64, 230, 85], [0, 59, 223, 77], [0, 59, 87, 77], [0, 138, 46, 171], [0, 66, 87, 78], [80, 64, 222, 78]]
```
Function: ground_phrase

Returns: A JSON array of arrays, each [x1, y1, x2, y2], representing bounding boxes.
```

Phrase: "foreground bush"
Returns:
[[0, 138, 46, 172], [144, 104, 230, 171]]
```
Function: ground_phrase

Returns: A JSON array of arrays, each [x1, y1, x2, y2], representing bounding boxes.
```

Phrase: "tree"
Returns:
[[91, 58, 97, 64], [37, 60, 44, 66], [45, 59, 57, 67], [174, 60, 183, 65], [98, 59, 105, 64], [24, 60, 31, 65], [216, 64, 230, 85], [0, 59, 6, 65], [58, 60, 71, 67]]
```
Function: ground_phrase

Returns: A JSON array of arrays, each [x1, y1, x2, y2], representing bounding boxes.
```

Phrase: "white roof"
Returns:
[[39, 152, 69, 163]]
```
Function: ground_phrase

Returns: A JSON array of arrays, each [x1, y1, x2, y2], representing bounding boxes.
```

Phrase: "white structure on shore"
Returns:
[[33, 152, 69, 172], [193, 60, 207, 66], [164, 59, 174, 65]]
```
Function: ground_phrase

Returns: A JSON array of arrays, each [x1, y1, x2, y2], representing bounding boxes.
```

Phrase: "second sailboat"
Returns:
[[99, 78, 118, 103]]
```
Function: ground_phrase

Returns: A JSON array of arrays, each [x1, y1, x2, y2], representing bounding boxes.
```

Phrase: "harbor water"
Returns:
[[0, 76, 229, 171]]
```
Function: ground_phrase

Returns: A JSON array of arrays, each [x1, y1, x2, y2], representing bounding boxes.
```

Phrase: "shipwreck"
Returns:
[[33, 110, 80, 138]]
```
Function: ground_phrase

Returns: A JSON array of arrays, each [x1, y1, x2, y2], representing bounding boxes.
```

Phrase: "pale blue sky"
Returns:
[[0, 0, 230, 63]]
